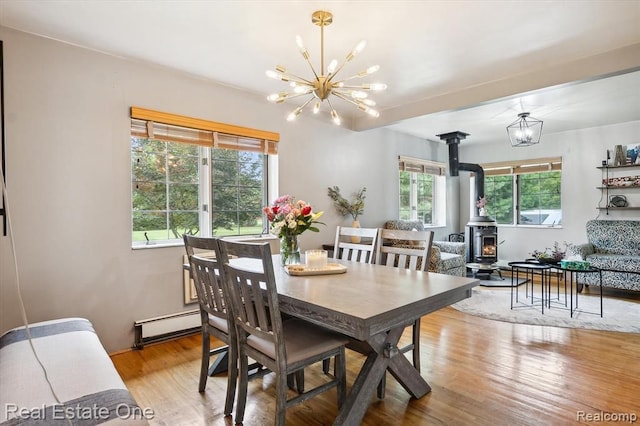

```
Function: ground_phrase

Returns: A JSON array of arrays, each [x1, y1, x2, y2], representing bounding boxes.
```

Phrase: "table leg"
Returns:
[[208, 348, 229, 375], [575, 272, 580, 312], [544, 271, 546, 315], [334, 327, 431, 425], [599, 270, 603, 317], [208, 347, 266, 378], [510, 268, 516, 308], [570, 271, 574, 317]]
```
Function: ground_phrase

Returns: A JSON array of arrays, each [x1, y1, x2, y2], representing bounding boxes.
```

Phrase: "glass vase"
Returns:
[[280, 234, 301, 266]]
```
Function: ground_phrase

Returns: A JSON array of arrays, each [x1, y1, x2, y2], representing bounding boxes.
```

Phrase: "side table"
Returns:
[[508, 261, 554, 313], [558, 265, 603, 317], [509, 261, 603, 317]]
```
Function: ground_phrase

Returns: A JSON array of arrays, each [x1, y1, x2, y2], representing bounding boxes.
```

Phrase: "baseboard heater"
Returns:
[[134, 309, 201, 349]]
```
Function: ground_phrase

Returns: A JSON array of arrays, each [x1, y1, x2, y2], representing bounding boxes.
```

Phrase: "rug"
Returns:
[[452, 288, 640, 333]]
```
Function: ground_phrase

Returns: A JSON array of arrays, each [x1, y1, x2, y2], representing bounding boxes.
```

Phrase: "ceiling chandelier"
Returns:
[[266, 10, 387, 125], [506, 112, 543, 147]]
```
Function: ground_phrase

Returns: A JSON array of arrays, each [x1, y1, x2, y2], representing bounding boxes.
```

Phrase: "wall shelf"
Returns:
[[598, 160, 640, 215], [597, 164, 640, 170], [596, 207, 640, 210]]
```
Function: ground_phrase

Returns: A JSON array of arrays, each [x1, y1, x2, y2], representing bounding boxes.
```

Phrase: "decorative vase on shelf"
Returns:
[[280, 235, 301, 266], [351, 219, 361, 243], [613, 144, 626, 166]]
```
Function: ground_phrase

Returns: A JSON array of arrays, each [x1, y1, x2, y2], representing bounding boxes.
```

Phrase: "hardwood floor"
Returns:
[[111, 287, 640, 425]]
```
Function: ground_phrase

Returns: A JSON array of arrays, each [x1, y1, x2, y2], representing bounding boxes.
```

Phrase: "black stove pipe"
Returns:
[[437, 131, 484, 216], [459, 163, 484, 208]]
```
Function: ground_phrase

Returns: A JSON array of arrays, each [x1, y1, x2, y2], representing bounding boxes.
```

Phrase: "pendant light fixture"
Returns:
[[506, 112, 543, 147], [266, 10, 387, 125]]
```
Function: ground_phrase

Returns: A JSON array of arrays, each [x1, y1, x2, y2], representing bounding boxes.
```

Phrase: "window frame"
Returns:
[[398, 156, 447, 227], [477, 157, 562, 227], [130, 108, 279, 248]]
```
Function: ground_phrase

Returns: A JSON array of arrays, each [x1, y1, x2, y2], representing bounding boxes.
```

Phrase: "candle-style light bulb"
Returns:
[[287, 107, 303, 121], [331, 110, 341, 125], [327, 59, 338, 75]]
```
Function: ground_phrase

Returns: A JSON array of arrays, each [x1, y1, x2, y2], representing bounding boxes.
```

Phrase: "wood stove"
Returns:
[[466, 216, 498, 264], [437, 130, 499, 265], [467, 217, 498, 264]]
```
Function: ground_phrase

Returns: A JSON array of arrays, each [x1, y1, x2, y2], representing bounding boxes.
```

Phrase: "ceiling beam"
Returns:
[[353, 42, 640, 132]]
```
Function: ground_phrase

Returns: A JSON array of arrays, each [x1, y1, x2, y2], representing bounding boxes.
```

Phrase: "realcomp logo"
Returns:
[[576, 411, 637, 423]]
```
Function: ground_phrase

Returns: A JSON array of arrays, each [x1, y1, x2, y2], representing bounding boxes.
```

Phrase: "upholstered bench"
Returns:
[[0, 318, 149, 425], [383, 220, 467, 276]]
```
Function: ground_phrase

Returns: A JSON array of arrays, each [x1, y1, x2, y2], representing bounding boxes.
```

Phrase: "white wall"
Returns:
[[0, 27, 452, 352], [460, 120, 640, 262]]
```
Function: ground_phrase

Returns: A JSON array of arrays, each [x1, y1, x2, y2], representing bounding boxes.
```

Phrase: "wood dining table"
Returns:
[[262, 256, 480, 425]]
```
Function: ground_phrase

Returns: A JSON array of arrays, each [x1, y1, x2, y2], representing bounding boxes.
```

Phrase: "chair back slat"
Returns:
[[375, 228, 435, 272], [183, 235, 227, 321], [232, 269, 271, 335], [189, 255, 227, 321], [333, 226, 379, 263], [217, 239, 286, 362]]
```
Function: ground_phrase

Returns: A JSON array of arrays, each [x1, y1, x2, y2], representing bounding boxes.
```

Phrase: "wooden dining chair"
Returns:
[[215, 239, 348, 426], [183, 235, 236, 415], [332, 226, 379, 263], [375, 228, 435, 376]]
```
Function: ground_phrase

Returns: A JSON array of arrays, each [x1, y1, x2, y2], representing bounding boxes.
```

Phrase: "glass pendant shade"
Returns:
[[506, 112, 543, 147]]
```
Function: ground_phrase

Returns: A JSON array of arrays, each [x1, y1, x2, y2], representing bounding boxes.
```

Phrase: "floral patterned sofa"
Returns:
[[571, 219, 640, 291], [383, 220, 467, 276]]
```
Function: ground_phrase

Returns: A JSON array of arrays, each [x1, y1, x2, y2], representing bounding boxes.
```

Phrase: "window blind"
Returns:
[[481, 157, 562, 176], [398, 156, 446, 175], [130, 107, 279, 155]]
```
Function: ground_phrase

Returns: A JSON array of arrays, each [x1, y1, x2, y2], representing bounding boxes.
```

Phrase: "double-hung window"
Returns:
[[398, 156, 446, 226], [130, 107, 279, 247], [480, 157, 562, 226]]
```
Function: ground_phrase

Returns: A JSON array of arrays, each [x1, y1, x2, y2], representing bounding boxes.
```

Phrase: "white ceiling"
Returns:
[[1, 0, 639, 145]]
